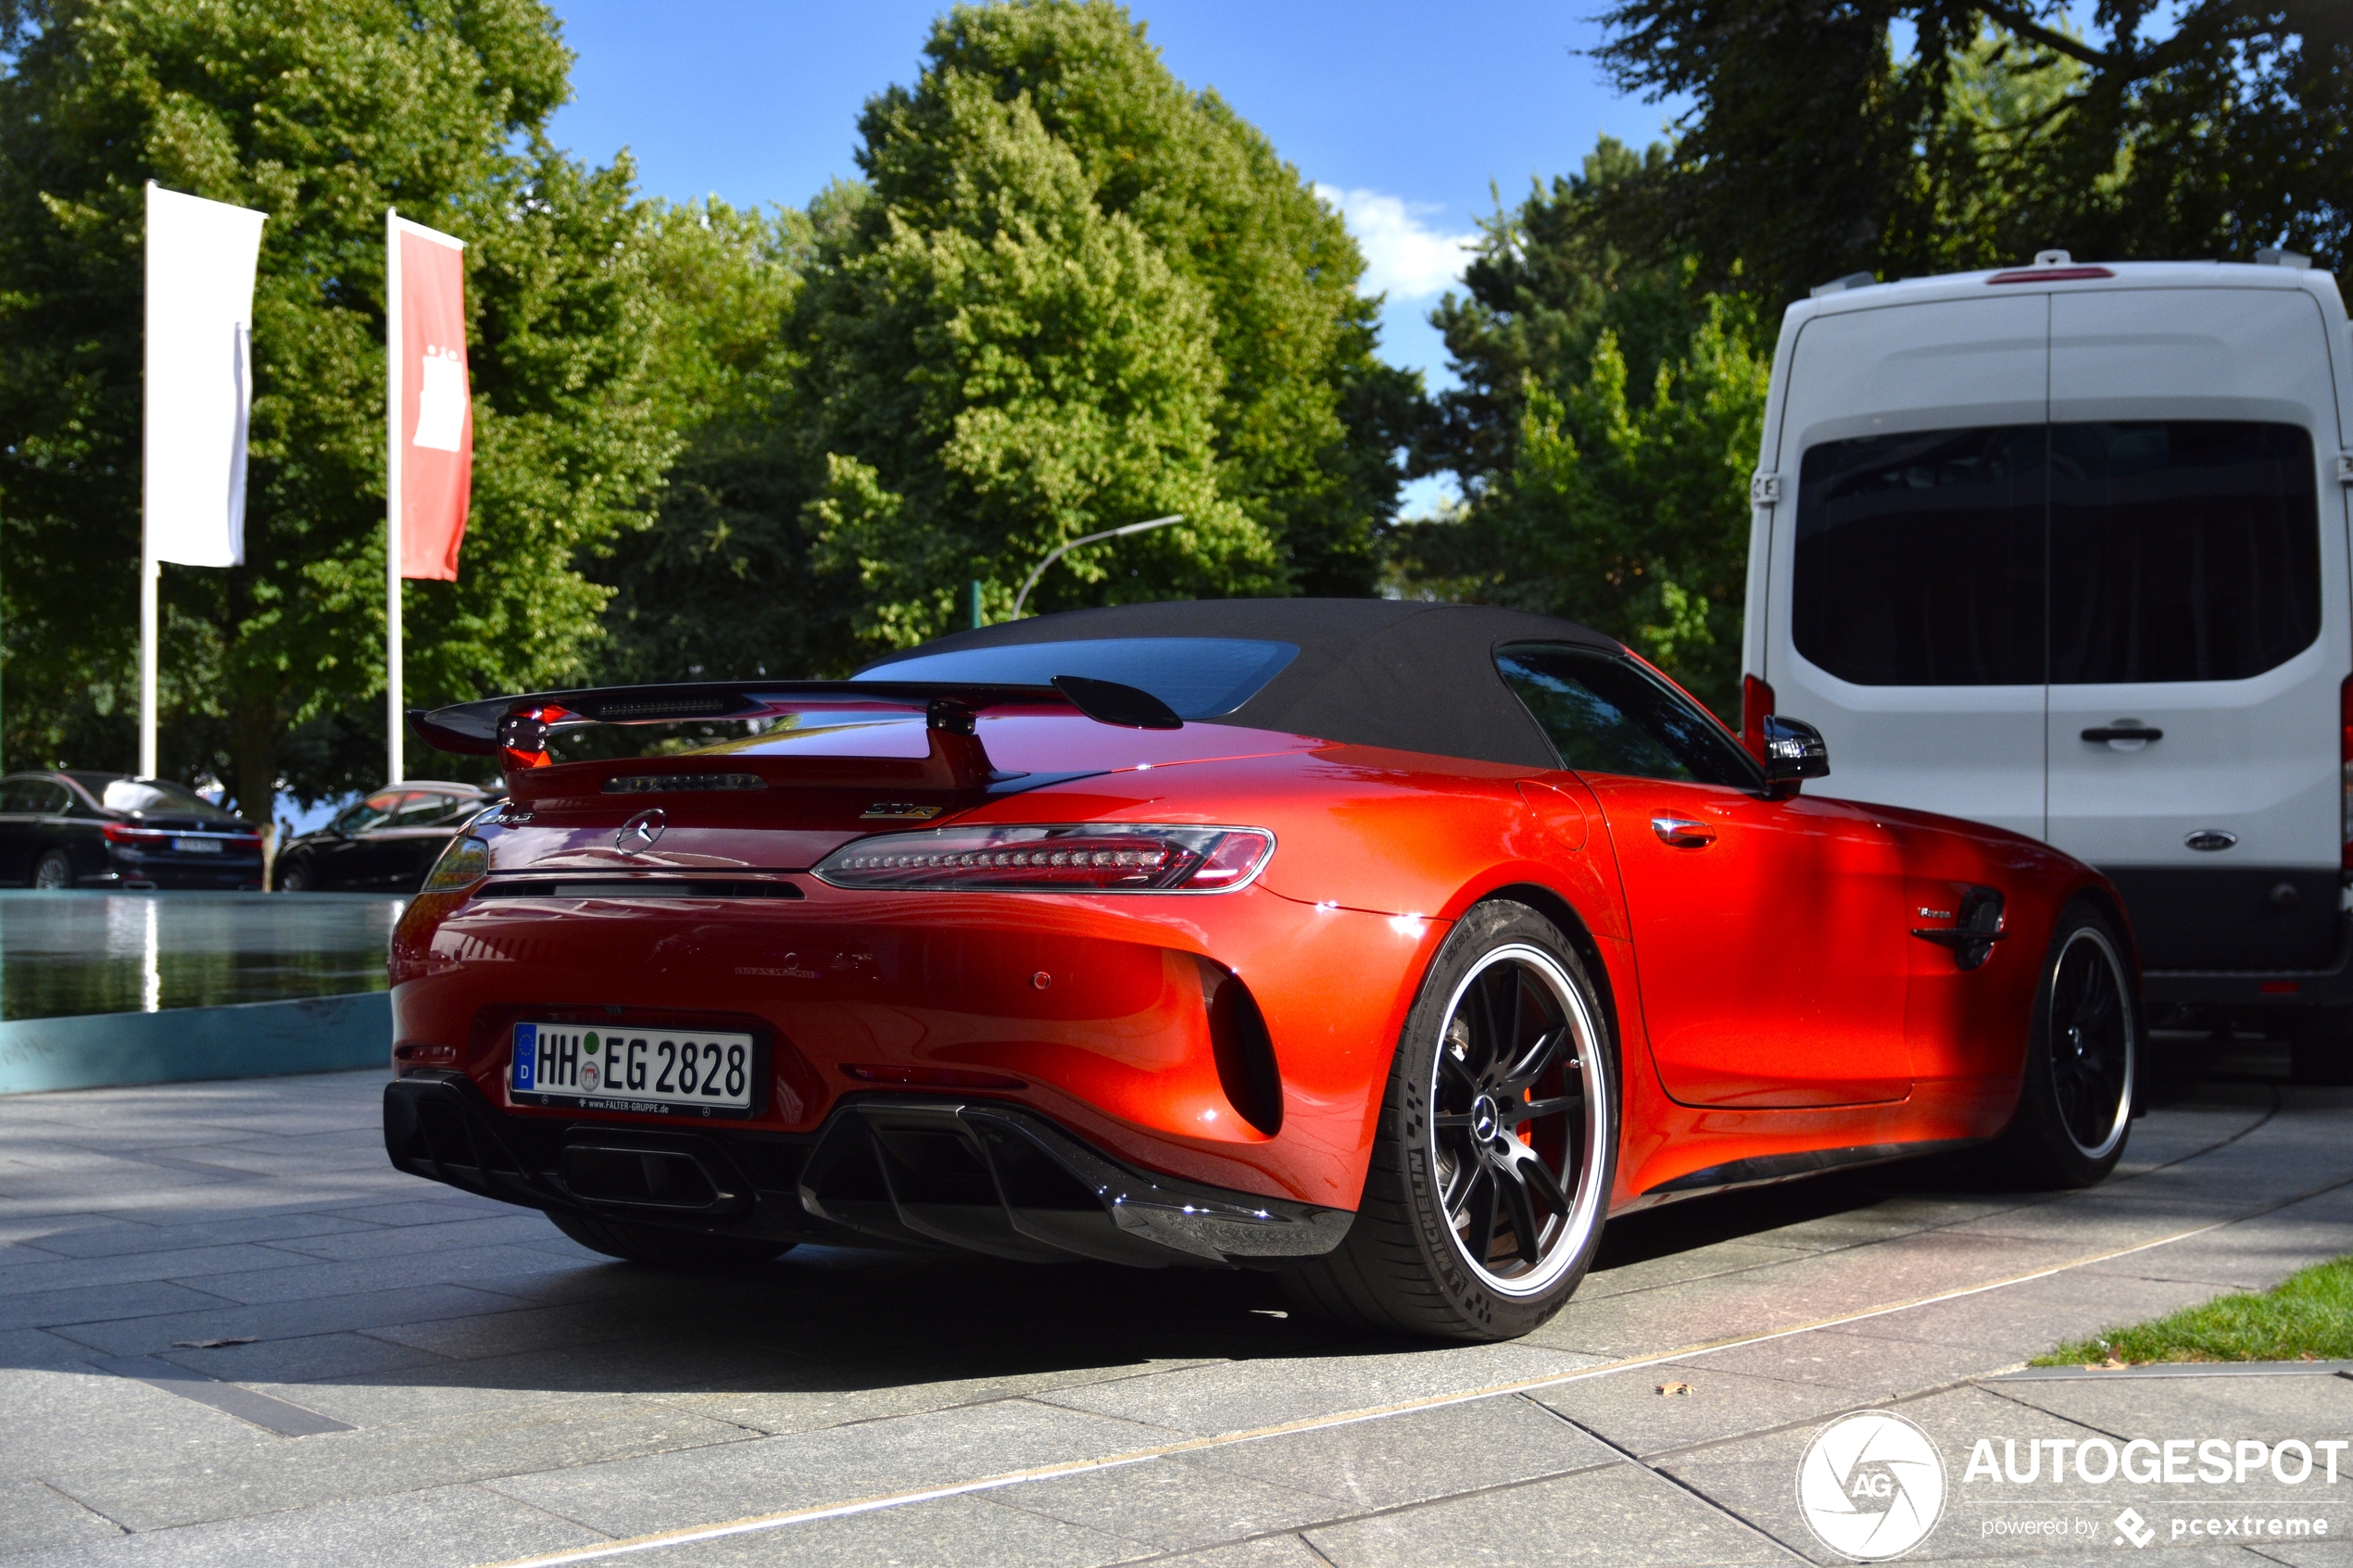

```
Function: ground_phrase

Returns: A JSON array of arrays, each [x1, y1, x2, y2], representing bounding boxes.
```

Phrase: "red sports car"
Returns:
[[384, 601, 2137, 1341]]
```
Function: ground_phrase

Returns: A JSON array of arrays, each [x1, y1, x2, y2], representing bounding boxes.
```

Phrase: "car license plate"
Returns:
[[510, 1022, 755, 1114], [174, 836, 221, 853]]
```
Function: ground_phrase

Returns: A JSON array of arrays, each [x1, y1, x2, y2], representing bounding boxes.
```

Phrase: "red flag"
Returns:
[[392, 220, 472, 581]]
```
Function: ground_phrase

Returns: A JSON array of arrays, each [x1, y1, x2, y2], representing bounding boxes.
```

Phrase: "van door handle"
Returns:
[[1652, 816, 1716, 847], [2082, 726, 2162, 744]]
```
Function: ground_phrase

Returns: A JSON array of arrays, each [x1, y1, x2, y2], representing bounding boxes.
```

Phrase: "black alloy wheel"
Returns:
[[1282, 899, 1617, 1340], [2048, 927, 2131, 1154], [1991, 901, 2136, 1188], [275, 858, 311, 893], [31, 850, 72, 891], [1432, 947, 1591, 1286]]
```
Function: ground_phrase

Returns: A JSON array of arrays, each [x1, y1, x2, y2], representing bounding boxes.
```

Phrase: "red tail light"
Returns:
[[1742, 674, 1775, 762], [2340, 674, 2351, 870], [1987, 266, 2115, 283], [814, 824, 1273, 894], [100, 823, 258, 849]]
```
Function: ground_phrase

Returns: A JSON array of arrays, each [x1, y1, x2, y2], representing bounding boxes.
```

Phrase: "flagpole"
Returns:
[[139, 182, 159, 779], [384, 207, 404, 786]]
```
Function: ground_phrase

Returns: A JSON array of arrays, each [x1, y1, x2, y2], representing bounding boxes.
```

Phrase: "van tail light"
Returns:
[[814, 824, 1273, 894], [1987, 266, 2114, 283], [1742, 675, 1775, 763], [2340, 675, 2352, 870]]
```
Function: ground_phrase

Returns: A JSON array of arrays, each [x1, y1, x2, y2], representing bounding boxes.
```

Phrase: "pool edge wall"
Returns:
[[0, 993, 390, 1095]]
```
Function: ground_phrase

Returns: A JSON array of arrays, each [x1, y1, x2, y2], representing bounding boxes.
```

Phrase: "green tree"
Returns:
[[1589, 0, 2351, 307], [1401, 295, 1769, 720], [589, 196, 837, 684], [0, 0, 670, 811], [787, 0, 1405, 663], [1423, 137, 1696, 496], [1398, 134, 1766, 717]]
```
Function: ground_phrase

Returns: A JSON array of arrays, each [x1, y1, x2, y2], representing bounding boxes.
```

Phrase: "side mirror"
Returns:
[[1761, 714, 1831, 791]]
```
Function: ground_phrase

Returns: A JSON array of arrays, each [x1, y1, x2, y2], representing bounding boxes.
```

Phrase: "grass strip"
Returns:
[[2036, 1255, 2353, 1366]]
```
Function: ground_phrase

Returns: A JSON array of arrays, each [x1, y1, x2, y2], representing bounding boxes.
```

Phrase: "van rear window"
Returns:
[[2048, 423, 2318, 684], [1794, 421, 2318, 686], [1793, 427, 2046, 685]]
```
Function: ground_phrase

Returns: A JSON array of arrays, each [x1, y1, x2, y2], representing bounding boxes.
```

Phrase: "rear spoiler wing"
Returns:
[[408, 676, 1182, 774]]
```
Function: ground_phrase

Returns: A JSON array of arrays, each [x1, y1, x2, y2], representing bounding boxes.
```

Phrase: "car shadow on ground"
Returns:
[[4, 1039, 2295, 1411]]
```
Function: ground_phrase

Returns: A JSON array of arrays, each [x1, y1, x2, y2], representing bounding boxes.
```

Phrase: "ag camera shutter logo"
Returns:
[[1797, 1411, 1947, 1561]]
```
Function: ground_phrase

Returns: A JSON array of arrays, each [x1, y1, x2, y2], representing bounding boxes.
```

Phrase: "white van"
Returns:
[[1742, 252, 2353, 1064]]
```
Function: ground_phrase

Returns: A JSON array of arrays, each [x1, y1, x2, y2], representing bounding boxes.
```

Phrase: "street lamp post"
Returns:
[[1009, 515, 1183, 621]]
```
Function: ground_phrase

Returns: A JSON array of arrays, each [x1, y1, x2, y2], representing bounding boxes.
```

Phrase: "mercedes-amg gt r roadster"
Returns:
[[385, 600, 2138, 1340]]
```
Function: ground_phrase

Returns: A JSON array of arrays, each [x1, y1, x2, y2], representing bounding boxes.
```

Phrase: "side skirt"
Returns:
[[1640, 1137, 1984, 1200]]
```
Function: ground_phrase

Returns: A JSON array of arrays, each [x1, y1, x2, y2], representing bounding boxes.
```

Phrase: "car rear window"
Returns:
[[1794, 420, 2319, 686], [853, 637, 1300, 720], [100, 779, 237, 819]]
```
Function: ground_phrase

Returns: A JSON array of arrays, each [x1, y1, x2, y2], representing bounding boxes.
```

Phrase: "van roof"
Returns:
[[1790, 259, 2338, 321]]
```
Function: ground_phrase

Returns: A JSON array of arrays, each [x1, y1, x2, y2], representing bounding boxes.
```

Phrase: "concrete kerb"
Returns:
[[0, 993, 391, 1096]]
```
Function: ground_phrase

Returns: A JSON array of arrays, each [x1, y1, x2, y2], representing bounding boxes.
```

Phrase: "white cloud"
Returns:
[[1315, 184, 1478, 301]]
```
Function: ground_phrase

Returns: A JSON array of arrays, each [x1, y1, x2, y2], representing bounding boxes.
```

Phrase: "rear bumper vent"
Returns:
[[384, 1074, 775, 1226], [384, 1075, 1347, 1269], [558, 1139, 745, 1214], [797, 1098, 1349, 1268]]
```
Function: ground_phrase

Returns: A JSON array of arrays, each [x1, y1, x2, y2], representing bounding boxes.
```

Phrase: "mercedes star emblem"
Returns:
[[615, 809, 667, 855]]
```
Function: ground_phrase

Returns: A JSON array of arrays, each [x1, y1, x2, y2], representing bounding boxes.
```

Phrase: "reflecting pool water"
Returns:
[[0, 892, 403, 1020]]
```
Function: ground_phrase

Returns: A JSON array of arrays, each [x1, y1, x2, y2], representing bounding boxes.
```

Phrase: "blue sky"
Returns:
[[545, 0, 1681, 407]]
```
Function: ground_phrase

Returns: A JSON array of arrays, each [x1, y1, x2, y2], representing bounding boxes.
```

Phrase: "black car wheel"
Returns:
[[31, 850, 73, 891], [545, 1210, 792, 1272], [1991, 900, 2136, 1188], [1282, 899, 1617, 1341], [275, 857, 312, 893]]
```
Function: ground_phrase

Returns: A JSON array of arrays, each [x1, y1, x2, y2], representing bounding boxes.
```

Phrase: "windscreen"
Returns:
[[101, 780, 237, 819], [854, 637, 1299, 720]]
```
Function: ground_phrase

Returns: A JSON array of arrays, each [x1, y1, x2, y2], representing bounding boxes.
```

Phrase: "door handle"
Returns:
[[1652, 816, 1716, 848], [2082, 726, 2162, 744]]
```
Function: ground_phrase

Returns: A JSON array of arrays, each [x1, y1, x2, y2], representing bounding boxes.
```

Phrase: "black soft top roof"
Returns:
[[861, 599, 1623, 770]]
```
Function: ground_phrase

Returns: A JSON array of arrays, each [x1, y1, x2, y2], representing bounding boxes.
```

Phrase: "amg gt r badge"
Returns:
[[861, 802, 942, 820], [615, 809, 666, 855]]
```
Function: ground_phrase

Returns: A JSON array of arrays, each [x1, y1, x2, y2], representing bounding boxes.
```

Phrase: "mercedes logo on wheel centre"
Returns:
[[615, 809, 666, 856]]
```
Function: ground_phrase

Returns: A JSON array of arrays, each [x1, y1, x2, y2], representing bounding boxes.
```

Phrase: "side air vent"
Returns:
[[1200, 960, 1283, 1136]]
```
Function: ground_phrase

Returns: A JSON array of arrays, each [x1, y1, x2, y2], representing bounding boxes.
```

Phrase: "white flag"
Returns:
[[144, 182, 266, 568]]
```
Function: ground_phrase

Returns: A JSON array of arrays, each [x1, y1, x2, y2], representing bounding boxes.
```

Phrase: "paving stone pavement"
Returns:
[[1, 1067, 2351, 1565]]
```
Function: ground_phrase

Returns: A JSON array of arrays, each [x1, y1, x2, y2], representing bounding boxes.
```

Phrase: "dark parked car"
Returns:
[[0, 771, 264, 889], [274, 781, 500, 892]]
